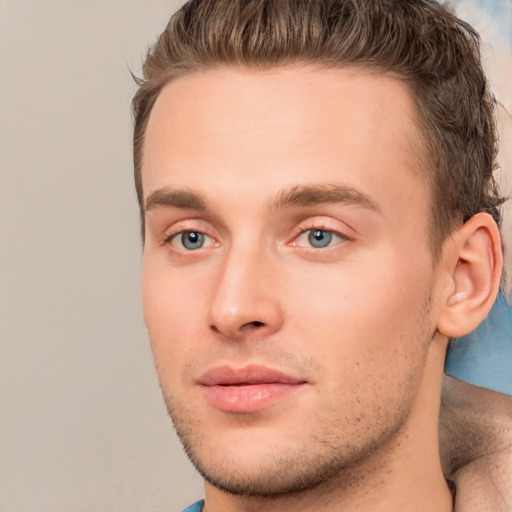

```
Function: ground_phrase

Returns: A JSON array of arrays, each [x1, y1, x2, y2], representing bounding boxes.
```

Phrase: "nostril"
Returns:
[[210, 320, 265, 335], [241, 320, 265, 330]]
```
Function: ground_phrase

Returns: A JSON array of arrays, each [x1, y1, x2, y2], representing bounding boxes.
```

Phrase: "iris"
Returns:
[[308, 229, 333, 248], [181, 231, 204, 250]]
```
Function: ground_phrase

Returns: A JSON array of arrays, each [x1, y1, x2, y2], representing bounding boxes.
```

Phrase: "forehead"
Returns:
[[142, 66, 428, 228]]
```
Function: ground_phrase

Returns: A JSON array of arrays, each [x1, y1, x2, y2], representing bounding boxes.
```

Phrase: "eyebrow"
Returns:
[[144, 183, 382, 216], [144, 188, 208, 213], [269, 184, 382, 214]]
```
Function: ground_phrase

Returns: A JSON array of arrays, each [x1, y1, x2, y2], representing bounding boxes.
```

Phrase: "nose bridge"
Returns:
[[208, 238, 283, 338]]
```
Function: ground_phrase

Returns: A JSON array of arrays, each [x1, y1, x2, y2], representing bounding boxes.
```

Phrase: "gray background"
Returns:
[[1, 1, 510, 512], [1, 1, 203, 511]]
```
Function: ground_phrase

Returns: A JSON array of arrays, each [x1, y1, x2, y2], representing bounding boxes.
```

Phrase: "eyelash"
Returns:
[[162, 220, 352, 252], [291, 223, 351, 249], [164, 230, 217, 251]]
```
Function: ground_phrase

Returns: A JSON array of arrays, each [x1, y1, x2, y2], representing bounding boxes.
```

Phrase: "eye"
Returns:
[[295, 229, 346, 249], [169, 230, 213, 250]]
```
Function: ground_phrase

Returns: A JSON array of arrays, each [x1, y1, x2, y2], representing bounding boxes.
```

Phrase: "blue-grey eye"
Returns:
[[308, 229, 333, 248], [181, 231, 204, 250]]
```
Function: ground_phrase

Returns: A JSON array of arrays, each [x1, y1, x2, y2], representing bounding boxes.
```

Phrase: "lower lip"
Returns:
[[202, 383, 305, 413]]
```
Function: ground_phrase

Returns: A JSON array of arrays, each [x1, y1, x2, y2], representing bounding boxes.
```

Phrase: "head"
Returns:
[[134, 0, 503, 505]]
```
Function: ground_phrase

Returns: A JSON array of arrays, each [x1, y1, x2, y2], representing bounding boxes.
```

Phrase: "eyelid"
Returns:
[[161, 219, 221, 249], [167, 230, 217, 250], [289, 217, 354, 246], [290, 229, 348, 251]]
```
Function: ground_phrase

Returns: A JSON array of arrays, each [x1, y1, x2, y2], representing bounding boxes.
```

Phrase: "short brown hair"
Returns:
[[132, 0, 503, 255]]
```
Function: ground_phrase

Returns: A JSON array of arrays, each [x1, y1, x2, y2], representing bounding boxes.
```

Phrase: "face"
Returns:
[[141, 67, 439, 496]]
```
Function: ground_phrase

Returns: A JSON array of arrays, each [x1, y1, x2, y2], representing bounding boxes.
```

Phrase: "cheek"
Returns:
[[285, 253, 434, 376], [141, 257, 208, 379], [286, 265, 433, 430]]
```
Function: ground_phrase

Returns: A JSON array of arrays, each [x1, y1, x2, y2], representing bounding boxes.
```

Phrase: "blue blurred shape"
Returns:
[[445, 291, 512, 396]]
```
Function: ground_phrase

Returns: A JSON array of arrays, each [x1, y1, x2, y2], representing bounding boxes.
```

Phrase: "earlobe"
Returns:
[[437, 213, 503, 338]]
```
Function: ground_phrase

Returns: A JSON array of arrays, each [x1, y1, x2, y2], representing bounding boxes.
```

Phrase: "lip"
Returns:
[[197, 364, 308, 413]]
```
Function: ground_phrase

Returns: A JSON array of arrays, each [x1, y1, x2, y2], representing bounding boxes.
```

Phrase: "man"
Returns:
[[132, 1, 510, 510]]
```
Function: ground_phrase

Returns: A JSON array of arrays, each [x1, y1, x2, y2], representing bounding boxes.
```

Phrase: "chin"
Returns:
[[186, 446, 345, 497], [173, 413, 403, 498]]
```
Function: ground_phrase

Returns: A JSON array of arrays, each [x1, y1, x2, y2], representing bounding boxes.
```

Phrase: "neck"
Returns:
[[203, 336, 453, 512]]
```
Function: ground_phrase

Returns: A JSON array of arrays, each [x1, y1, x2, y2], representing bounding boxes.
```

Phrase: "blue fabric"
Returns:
[[445, 291, 512, 396], [181, 500, 204, 512]]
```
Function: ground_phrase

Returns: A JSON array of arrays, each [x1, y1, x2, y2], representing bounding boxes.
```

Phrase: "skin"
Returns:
[[140, 66, 500, 511], [440, 376, 512, 511]]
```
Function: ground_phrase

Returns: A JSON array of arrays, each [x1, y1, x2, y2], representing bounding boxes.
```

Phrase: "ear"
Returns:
[[437, 212, 503, 338]]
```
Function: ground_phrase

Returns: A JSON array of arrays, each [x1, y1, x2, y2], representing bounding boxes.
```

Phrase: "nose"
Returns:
[[207, 247, 284, 340]]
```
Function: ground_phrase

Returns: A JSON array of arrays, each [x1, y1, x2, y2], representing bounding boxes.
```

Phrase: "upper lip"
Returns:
[[197, 364, 306, 386]]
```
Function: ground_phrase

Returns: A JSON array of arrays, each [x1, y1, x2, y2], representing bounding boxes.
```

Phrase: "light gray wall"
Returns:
[[0, 1, 203, 511]]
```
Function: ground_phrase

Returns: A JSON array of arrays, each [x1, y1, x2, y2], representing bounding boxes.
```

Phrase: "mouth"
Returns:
[[197, 364, 308, 413]]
